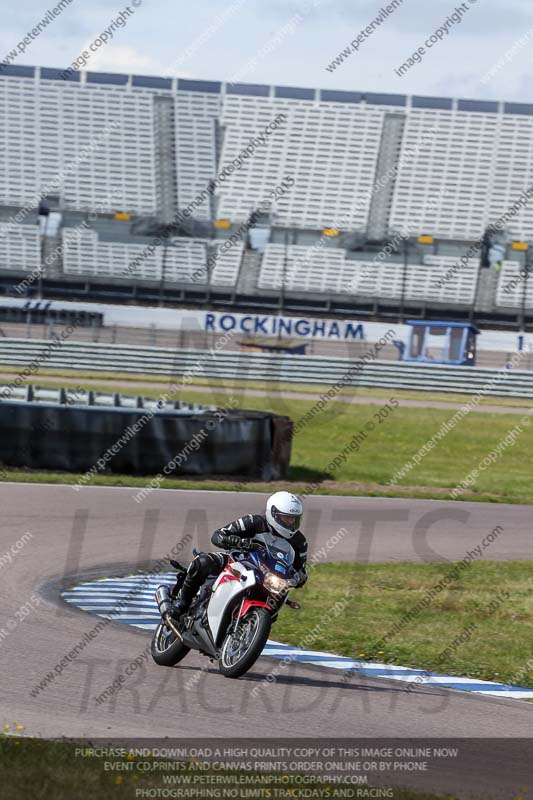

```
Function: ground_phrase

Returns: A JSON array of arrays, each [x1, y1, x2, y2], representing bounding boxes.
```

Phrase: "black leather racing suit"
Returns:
[[172, 514, 308, 609]]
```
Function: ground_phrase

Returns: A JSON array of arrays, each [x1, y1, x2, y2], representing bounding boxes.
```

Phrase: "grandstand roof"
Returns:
[[0, 63, 528, 114]]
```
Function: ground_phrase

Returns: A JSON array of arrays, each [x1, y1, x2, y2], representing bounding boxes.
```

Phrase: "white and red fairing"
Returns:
[[207, 559, 268, 641]]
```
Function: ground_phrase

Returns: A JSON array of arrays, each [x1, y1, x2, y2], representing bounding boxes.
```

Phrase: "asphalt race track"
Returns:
[[1, 482, 532, 797]]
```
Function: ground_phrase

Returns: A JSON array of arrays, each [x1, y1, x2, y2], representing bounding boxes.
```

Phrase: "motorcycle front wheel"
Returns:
[[151, 622, 190, 666], [219, 607, 271, 678]]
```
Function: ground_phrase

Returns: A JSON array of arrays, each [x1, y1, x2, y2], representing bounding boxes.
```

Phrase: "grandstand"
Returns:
[[257, 246, 479, 306], [0, 222, 40, 274], [62, 228, 207, 283], [2, 64, 533, 327]]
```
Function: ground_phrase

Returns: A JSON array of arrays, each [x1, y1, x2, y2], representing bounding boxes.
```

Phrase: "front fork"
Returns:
[[234, 596, 246, 629]]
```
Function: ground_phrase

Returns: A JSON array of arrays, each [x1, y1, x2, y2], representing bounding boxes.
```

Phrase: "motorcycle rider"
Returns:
[[170, 492, 307, 618]]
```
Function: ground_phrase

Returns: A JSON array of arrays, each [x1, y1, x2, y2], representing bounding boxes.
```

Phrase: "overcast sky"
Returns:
[[2, 0, 532, 101]]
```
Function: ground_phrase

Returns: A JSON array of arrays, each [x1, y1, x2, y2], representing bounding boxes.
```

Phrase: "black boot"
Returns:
[[170, 597, 189, 619], [170, 574, 199, 618]]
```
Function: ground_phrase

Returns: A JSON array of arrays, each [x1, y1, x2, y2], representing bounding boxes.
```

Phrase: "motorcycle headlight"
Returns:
[[263, 572, 291, 595]]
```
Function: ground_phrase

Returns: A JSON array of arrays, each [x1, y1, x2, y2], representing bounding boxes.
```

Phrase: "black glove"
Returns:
[[293, 570, 308, 588], [240, 538, 256, 551], [226, 535, 254, 550], [226, 535, 242, 549]]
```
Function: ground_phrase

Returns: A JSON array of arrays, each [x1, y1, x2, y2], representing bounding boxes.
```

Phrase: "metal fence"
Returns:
[[1, 338, 533, 398], [0, 384, 215, 412]]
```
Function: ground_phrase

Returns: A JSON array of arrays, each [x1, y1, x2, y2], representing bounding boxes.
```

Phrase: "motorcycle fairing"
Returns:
[[207, 561, 258, 642]]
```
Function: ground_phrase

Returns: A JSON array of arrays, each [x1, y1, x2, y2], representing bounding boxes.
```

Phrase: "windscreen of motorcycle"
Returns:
[[254, 532, 295, 568]]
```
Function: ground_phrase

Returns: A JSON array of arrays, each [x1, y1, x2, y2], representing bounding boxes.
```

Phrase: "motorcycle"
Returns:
[[151, 532, 301, 678]]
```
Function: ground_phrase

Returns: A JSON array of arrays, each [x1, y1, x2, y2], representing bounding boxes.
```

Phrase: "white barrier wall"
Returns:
[[0, 297, 527, 353]]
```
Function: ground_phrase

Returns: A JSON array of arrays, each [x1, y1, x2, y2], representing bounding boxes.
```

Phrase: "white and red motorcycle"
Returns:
[[151, 533, 301, 678]]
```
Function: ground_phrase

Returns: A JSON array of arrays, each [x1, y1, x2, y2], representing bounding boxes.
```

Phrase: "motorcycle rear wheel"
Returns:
[[219, 607, 271, 678], [151, 622, 190, 666]]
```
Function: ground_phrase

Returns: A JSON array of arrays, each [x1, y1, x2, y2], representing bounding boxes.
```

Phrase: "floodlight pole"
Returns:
[[37, 208, 49, 300], [279, 227, 288, 314], [520, 247, 531, 332], [399, 236, 409, 323], [159, 238, 168, 307]]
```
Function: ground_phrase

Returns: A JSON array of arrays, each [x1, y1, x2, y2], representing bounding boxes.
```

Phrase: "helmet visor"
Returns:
[[273, 508, 301, 533]]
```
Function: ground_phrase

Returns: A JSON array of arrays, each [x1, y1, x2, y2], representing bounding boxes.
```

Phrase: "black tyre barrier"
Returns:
[[0, 401, 293, 480]]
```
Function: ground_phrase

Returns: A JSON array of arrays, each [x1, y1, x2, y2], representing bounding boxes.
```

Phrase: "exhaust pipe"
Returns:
[[155, 585, 172, 617], [154, 585, 183, 642]]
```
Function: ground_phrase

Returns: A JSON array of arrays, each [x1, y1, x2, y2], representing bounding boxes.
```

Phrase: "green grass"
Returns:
[[273, 562, 533, 688], [2, 373, 533, 503], [2, 363, 533, 408], [1, 468, 530, 506], [0, 737, 460, 800]]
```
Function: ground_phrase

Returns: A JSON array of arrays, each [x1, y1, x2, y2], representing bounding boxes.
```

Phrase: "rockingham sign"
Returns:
[[204, 311, 370, 341]]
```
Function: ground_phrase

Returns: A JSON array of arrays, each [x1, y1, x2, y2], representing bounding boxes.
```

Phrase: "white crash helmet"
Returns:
[[266, 491, 303, 539]]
